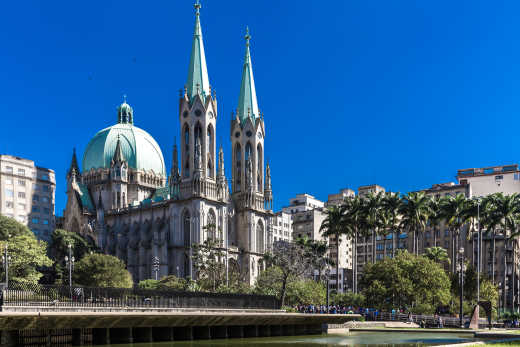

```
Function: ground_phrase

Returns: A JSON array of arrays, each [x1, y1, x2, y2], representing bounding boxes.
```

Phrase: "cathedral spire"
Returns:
[[237, 26, 259, 125], [218, 145, 225, 177], [186, 0, 210, 103], [68, 148, 80, 177], [172, 140, 179, 175], [112, 136, 125, 164], [264, 162, 273, 210]]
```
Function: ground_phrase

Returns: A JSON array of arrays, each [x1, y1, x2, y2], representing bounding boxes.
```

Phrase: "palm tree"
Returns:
[[399, 191, 430, 255], [295, 236, 332, 282], [320, 205, 345, 292], [440, 194, 470, 273], [480, 194, 501, 283], [428, 196, 442, 248], [382, 192, 402, 257], [494, 193, 520, 311], [342, 196, 360, 292], [424, 246, 451, 266], [365, 192, 384, 263]]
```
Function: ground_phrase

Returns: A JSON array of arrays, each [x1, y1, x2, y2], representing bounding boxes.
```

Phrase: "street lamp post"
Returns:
[[458, 247, 465, 328], [2, 243, 11, 288], [476, 198, 481, 303], [152, 256, 160, 281], [64, 243, 75, 289], [325, 266, 331, 314]]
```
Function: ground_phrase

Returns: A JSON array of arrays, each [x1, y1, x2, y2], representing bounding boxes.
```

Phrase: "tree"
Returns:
[[440, 194, 470, 273], [295, 236, 331, 282], [333, 292, 365, 308], [399, 192, 430, 255], [364, 192, 384, 263], [428, 196, 442, 248], [263, 240, 310, 306], [360, 250, 451, 313], [320, 205, 345, 291], [191, 238, 226, 291], [254, 266, 325, 306], [137, 279, 159, 289], [73, 253, 133, 288], [382, 192, 402, 257], [44, 229, 95, 285], [424, 246, 450, 266], [0, 215, 52, 284]]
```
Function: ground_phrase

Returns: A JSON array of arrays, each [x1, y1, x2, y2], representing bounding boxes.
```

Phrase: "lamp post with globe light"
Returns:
[[457, 247, 466, 328]]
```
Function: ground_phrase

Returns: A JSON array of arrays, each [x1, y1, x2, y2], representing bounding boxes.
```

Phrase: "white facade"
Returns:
[[457, 165, 520, 198], [0, 155, 56, 240], [271, 211, 292, 243], [282, 193, 325, 214]]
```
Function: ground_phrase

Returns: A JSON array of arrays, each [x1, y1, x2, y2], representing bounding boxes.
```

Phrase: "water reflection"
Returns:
[[103, 331, 478, 347]]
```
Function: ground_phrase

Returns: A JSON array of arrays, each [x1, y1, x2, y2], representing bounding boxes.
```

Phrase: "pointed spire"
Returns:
[[265, 162, 272, 191], [218, 145, 225, 177], [186, 0, 210, 103], [68, 148, 80, 176], [112, 136, 125, 163], [237, 26, 259, 125], [172, 139, 179, 174]]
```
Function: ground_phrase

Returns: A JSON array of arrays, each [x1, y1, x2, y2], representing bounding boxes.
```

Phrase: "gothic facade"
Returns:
[[63, 4, 274, 284]]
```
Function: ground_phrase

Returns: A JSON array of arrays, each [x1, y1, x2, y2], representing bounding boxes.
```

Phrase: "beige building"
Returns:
[[0, 155, 56, 241]]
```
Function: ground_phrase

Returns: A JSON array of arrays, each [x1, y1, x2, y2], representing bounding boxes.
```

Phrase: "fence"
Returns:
[[1, 283, 281, 310], [370, 311, 485, 328]]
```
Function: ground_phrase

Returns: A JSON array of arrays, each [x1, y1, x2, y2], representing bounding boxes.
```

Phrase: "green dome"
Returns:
[[82, 123, 166, 176]]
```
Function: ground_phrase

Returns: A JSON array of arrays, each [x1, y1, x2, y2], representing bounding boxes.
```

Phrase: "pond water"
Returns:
[[103, 331, 480, 346]]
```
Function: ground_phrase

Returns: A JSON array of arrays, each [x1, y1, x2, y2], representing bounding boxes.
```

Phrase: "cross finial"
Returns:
[[194, 0, 201, 15], [245, 26, 251, 46], [196, 83, 200, 95]]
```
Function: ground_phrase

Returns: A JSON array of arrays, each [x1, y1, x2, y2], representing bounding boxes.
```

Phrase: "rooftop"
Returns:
[[457, 164, 519, 178]]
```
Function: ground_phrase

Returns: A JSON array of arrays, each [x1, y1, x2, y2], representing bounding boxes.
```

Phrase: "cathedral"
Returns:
[[63, 3, 274, 284]]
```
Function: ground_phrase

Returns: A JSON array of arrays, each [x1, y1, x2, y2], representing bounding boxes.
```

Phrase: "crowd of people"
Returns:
[[294, 304, 355, 314]]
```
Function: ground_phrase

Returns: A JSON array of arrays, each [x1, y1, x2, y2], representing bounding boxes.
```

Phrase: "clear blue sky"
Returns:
[[1, 1, 519, 215]]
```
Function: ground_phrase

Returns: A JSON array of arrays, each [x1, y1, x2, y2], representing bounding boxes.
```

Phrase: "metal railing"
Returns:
[[1, 283, 281, 310], [369, 311, 486, 327]]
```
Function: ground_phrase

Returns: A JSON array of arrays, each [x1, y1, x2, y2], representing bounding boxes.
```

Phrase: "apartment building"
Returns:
[[0, 155, 56, 241], [282, 193, 324, 214], [271, 211, 292, 243]]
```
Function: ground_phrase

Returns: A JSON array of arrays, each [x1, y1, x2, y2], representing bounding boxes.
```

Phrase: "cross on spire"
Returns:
[[194, 0, 201, 15], [245, 26, 251, 46]]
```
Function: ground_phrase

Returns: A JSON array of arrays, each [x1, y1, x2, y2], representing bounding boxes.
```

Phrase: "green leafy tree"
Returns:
[[361, 250, 451, 313], [381, 192, 402, 258], [424, 246, 450, 266], [364, 192, 384, 262], [263, 241, 310, 306], [333, 292, 365, 308], [191, 238, 226, 291], [440, 194, 470, 273], [254, 266, 325, 306], [138, 279, 159, 289], [0, 215, 52, 284], [73, 253, 133, 288], [157, 275, 190, 291]]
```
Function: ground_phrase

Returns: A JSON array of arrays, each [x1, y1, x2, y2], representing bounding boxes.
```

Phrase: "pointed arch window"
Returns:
[[235, 143, 241, 192], [257, 144, 262, 191], [183, 211, 191, 247], [206, 209, 216, 242], [256, 220, 264, 253], [183, 125, 190, 178], [207, 125, 214, 178]]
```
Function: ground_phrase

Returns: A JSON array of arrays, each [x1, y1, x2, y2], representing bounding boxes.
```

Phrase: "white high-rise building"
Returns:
[[0, 155, 56, 241]]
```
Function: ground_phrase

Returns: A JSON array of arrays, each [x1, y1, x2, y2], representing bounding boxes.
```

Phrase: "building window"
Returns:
[[18, 192, 26, 199], [32, 206, 40, 212], [17, 215, 26, 223], [31, 218, 39, 224], [43, 219, 49, 225], [42, 197, 49, 203], [18, 169, 25, 176], [43, 208, 50, 214], [5, 201, 13, 208], [18, 180, 25, 186], [40, 174, 49, 180], [5, 189, 13, 198], [5, 179, 12, 185], [18, 203, 25, 210], [42, 185, 49, 192], [32, 184, 38, 190], [33, 195, 39, 202], [5, 166, 13, 174]]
